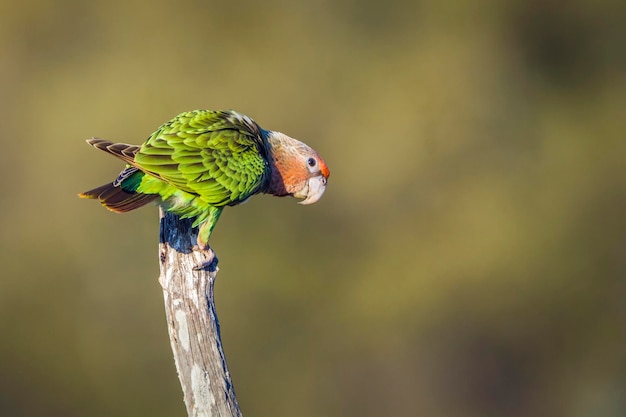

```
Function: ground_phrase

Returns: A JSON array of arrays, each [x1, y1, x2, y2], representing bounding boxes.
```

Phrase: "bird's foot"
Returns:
[[191, 242, 218, 271], [193, 255, 219, 272]]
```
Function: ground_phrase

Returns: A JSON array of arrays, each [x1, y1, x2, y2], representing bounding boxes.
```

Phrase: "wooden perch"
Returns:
[[158, 208, 242, 417]]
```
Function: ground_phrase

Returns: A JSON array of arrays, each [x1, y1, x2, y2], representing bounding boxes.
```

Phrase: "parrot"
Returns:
[[79, 109, 330, 249]]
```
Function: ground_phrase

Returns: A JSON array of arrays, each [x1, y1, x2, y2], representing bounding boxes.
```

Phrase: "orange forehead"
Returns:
[[317, 156, 330, 178]]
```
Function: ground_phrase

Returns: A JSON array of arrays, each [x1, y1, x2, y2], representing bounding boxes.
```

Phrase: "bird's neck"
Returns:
[[264, 131, 302, 197]]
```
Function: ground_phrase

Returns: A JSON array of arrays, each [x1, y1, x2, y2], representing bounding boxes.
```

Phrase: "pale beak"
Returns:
[[298, 175, 328, 205]]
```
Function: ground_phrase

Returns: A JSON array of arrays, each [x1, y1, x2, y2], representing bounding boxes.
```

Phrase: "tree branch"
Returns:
[[158, 208, 242, 417]]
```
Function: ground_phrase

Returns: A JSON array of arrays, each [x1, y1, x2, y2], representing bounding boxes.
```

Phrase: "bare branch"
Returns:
[[158, 208, 242, 417]]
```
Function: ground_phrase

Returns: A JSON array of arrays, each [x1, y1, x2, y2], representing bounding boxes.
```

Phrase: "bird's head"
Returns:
[[265, 131, 330, 204]]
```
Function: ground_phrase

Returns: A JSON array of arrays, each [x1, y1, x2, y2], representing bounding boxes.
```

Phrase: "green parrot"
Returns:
[[79, 110, 330, 249]]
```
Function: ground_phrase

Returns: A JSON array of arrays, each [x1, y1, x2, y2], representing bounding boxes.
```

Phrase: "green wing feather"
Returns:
[[134, 110, 269, 207]]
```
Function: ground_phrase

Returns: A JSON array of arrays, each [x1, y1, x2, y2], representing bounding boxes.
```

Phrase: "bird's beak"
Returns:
[[298, 175, 328, 205]]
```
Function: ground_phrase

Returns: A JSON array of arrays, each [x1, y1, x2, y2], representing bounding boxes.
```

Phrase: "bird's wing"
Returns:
[[133, 110, 269, 206]]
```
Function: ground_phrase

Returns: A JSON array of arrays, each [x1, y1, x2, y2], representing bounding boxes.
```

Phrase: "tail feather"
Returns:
[[81, 138, 158, 212], [79, 182, 157, 213], [86, 138, 140, 165]]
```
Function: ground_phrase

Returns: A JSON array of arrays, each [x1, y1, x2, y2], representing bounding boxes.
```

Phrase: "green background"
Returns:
[[1, 1, 625, 416]]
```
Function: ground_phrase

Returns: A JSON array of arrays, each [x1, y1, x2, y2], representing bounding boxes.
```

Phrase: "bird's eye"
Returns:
[[307, 157, 317, 167]]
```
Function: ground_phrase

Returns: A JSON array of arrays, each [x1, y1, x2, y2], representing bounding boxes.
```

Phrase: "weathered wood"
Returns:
[[158, 208, 242, 417]]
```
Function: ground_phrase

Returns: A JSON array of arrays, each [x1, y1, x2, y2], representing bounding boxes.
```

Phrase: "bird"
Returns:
[[79, 109, 330, 249]]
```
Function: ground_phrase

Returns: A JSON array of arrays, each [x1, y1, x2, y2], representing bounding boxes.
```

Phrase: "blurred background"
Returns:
[[1, 0, 625, 416]]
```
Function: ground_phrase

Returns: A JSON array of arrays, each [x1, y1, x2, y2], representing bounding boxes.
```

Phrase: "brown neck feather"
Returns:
[[264, 131, 306, 197]]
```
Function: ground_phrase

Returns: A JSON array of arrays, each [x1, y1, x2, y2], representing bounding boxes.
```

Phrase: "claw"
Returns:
[[193, 255, 219, 272]]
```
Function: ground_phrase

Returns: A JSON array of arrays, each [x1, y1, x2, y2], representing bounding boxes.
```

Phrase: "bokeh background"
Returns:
[[1, 0, 625, 416]]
